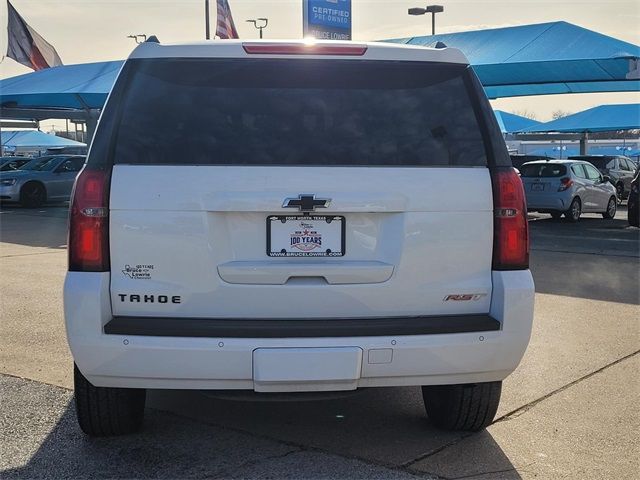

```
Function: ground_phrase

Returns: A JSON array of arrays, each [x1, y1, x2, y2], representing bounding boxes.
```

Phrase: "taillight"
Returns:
[[558, 177, 573, 192], [68, 168, 110, 272], [491, 167, 529, 270], [242, 42, 367, 56]]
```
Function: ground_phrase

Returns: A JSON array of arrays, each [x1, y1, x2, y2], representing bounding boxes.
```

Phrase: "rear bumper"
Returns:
[[104, 315, 501, 338], [525, 191, 571, 211], [64, 270, 535, 391]]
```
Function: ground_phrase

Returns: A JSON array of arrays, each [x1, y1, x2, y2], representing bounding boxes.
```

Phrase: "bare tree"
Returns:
[[512, 109, 537, 120], [551, 110, 571, 120]]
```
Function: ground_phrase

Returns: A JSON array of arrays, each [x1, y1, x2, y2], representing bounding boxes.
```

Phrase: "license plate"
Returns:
[[267, 215, 345, 257], [531, 183, 545, 192]]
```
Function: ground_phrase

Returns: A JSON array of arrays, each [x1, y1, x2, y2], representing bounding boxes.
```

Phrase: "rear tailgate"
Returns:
[[103, 54, 496, 320], [109, 165, 493, 318]]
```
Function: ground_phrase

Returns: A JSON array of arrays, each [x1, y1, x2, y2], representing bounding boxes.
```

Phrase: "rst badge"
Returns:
[[443, 294, 487, 302]]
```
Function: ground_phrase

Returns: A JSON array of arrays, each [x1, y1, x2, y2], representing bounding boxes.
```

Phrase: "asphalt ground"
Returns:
[[0, 204, 638, 479]]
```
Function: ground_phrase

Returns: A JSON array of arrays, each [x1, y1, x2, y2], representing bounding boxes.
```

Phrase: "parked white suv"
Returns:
[[64, 39, 534, 436]]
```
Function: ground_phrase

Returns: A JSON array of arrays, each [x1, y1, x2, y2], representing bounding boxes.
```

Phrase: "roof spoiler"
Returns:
[[146, 35, 160, 43]]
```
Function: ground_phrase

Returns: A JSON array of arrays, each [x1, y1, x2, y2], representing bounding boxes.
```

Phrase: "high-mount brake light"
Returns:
[[242, 43, 367, 56], [68, 168, 110, 272], [491, 167, 529, 270]]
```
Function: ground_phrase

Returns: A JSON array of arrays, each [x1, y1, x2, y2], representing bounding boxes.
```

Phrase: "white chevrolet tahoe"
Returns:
[[64, 39, 534, 436]]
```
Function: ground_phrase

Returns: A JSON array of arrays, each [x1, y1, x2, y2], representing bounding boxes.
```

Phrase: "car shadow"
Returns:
[[0, 204, 69, 250], [528, 212, 640, 305], [4, 388, 522, 479]]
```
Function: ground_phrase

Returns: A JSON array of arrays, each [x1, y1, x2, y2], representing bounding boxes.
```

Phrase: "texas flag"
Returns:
[[6, 0, 63, 70]]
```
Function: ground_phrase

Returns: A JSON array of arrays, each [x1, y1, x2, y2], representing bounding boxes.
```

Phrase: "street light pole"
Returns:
[[246, 18, 269, 39], [431, 9, 436, 35], [205, 0, 211, 40], [408, 5, 444, 35]]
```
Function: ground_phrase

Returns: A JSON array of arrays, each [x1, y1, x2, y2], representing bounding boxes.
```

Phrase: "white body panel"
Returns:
[[108, 166, 494, 318], [64, 270, 534, 390]]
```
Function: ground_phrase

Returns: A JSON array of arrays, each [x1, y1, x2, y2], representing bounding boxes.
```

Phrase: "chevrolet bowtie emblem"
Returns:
[[282, 194, 331, 212]]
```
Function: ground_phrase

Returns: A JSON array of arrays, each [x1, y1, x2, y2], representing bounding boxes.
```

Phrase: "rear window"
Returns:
[[510, 155, 549, 169], [569, 157, 612, 169], [101, 58, 491, 167], [520, 163, 567, 177]]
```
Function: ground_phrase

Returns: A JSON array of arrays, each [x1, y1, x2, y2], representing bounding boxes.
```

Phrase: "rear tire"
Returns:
[[422, 381, 502, 431], [616, 183, 624, 203], [19, 182, 46, 208], [74, 364, 146, 436], [565, 197, 581, 222], [602, 196, 617, 219]]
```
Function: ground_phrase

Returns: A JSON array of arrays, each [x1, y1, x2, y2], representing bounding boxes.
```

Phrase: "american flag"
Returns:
[[216, 0, 239, 39]]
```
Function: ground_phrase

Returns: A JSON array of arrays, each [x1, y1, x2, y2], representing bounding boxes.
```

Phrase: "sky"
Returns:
[[0, 0, 639, 131]]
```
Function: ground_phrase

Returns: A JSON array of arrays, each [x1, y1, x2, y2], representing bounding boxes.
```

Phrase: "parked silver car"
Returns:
[[0, 155, 85, 207], [568, 155, 637, 201], [0, 157, 30, 172], [521, 160, 617, 222]]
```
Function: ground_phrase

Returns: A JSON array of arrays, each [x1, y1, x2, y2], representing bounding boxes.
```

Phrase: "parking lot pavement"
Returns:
[[1, 205, 639, 479], [0, 375, 419, 480], [410, 353, 639, 480]]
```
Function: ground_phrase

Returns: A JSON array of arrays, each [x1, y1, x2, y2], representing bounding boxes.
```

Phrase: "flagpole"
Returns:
[[205, 0, 211, 39]]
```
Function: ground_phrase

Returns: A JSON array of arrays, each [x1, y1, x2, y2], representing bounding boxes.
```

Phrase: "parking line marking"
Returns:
[[533, 234, 638, 243]]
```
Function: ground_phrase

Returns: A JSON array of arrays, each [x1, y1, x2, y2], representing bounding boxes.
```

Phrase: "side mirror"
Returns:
[[602, 175, 611, 183]]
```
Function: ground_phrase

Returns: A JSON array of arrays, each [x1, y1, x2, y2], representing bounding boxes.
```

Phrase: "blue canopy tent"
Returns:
[[0, 61, 122, 111], [517, 104, 640, 155], [0, 60, 123, 138], [523, 145, 639, 159], [0, 129, 86, 155], [1, 22, 638, 143], [493, 110, 541, 134], [1, 129, 84, 147], [520, 104, 640, 133], [386, 21, 640, 99]]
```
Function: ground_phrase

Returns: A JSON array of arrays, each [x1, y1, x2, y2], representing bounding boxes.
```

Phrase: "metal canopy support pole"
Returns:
[[85, 110, 100, 146], [580, 132, 589, 155]]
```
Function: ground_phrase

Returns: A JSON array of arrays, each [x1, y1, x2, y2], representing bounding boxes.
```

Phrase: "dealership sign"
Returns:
[[303, 0, 351, 40]]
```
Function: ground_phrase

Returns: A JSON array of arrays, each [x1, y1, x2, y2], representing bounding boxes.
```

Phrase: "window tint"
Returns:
[[571, 164, 586, 178], [463, 69, 511, 167], [21, 157, 57, 171], [60, 158, 85, 172], [619, 158, 631, 171], [520, 163, 567, 177], [108, 59, 489, 167], [0, 159, 28, 171], [570, 157, 610, 170], [584, 164, 602, 181]]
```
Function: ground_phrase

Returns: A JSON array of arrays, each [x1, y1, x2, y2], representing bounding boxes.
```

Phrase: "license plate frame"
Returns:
[[266, 215, 345, 257]]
